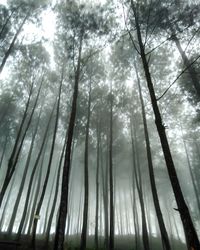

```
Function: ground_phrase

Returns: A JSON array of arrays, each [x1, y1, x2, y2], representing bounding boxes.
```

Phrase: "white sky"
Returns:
[[0, 0, 7, 5], [0, 1, 57, 79]]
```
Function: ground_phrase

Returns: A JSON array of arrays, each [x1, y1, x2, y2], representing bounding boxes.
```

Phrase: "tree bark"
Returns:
[[31, 70, 63, 250], [0, 10, 30, 74], [0, 78, 35, 207], [53, 29, 83, 250], [16, 103, 55, 239], [7, 106, 42, 235], [130, 114, 150, 250], [80, 79, 92, 250], [45, 141, 66, 244], [131, 1, 200, 249], [135, 62, 171, 250], [167, 18, 200, 98], [109, 88, 114, 250], [95, 120, 100, 250]]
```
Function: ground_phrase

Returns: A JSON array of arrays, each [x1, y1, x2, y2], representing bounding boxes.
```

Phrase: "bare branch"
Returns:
[[184, 27, 200, 53], [157, 54, 200, 101]]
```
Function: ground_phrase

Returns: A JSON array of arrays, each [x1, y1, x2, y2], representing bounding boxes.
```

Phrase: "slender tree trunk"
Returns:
[[0, 79, 34, 207], [181, 133, 200, 213], [76, 187, 83, 236], [0, 11, 30, 74], [135, 62, 171, 250], [0, 134, 8, 170], [80, 79, 92, 250], [0, 172, 15, 230], [7, 107, 42, 235], [54, 29, 83, 250], [167, 20, 200, 97], [95, 121, 100, 250], [131, 2, 200, 249], [31, 73, 62, 250], [0, 77, 42, 207], [193, 140, 200, 192], [109, 87, 114, 250], [118, 190, 124, 235], [0, 3, 23, 39], [99, 134, 109, 249], [43, 165, 58, 235], [130, 164, 139, 250], [27, 147, 46, 235], [130, 114, 150, 250], [16, 103, 55, 240], [45, 141, 66, 244]]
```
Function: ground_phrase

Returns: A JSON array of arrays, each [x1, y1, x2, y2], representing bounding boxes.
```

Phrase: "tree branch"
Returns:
[[157, 54, 200, 101]]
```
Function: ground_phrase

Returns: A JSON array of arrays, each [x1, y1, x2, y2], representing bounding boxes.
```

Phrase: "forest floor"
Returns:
[[0, 233, 187, 250]]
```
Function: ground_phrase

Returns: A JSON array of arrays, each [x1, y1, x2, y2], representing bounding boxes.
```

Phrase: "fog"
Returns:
[[0, 0, 200, 250]]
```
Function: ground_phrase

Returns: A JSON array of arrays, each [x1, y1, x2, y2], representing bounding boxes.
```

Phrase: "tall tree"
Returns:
[[130, 1, 200, 249], [80, 79, 92, 250], [135, 62, 171, 250], [108, 85, 115, 250]]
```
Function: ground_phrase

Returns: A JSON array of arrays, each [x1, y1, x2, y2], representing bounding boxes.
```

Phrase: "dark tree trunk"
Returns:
[[80, 79, 92, 250], [181, 133, 200, 213], [53, 30, 83, 250], [0, 3, 23, 39], [16, 104, 55, 239], [131, 1, 200, 249], [43, 165, 58, 234], [95, 121, 100, 250], [0, 134, 8, 170], [27, 147, 46, 235], [0, 78, 37, 207], [135, 62, 171, 250], [45, 141, 66, 244], [167, 20, 200, 98], [109, 88, 114, 250], [0, 79, 33, 203], [130, 114, 150, 250], [130, 178, 139, 250], [102, 141, 109, 250], [31, 70, 63, 250], [0, 11, 30, 74], [7, 107, 42, 235], [0, 172, 15, 229]]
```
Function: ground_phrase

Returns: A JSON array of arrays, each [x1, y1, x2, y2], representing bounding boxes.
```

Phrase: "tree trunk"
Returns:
[[130, 114, 150, 250], [0, 3, 23, 39], [53, 29, 83, 250], [31, 71, 62, 250], [16, 103, 55, 239], [131, 2, 200, 249], [0, 10, 30, 74], [109, 88, 114, 250], [167, 19, 200, 98], [0, 77, 42, 207], [80, 79, 92, 250], [135, 62, 171, 250], [45, 140, 66, 244], [7, 107, 42, 235], [181, 131, 200, 213], [0, 134, 8, 170], [0, 172, 15, 230], [95, 121, 100, 250], [27, 147, 46, 235]]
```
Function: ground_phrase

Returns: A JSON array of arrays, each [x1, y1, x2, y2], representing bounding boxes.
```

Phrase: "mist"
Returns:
[[0, 0, 200, 250]]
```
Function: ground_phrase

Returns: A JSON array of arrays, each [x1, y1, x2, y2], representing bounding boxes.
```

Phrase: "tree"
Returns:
[[54, 2, 111, 249], [135, 62, 171, 250], [129, 1, 200, 249]]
